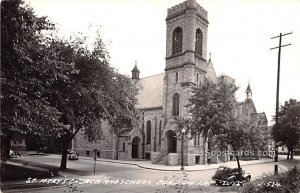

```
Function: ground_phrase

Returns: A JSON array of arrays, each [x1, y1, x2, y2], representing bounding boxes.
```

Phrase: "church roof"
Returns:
[[206, 56, 218, 83], [120, 129, 134, 137], [217, 75, 235, 85], [251, 112, 268, 124], [236, 99, 257, 117], [132, 63, 140, 72], [246, 83, 252, 92], [135, 73, 164, 109]]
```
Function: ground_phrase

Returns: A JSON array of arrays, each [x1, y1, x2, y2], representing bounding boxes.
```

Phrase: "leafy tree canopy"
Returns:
[[187, 77, 238, 143], [1, 0, 73, 137], [272, 99, 300, 159], [1, 1, 139, 167]]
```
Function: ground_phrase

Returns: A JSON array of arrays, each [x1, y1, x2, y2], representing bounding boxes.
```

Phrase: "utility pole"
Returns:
[[181, 128, 185, 171], [270, 32, 292, 174]]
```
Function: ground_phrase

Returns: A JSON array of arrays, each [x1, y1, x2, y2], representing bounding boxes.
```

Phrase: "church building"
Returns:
[[73, 0, 268, 166]]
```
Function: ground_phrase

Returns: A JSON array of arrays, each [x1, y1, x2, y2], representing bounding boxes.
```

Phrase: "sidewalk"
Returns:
[[81, 155, 286, 172], [20, 151, 290, 172]]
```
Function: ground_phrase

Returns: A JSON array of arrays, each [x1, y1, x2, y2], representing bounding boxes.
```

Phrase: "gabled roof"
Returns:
[[120, 130, 134, 137], [135, 73, 164, 109], [236, 99, 257, 117]]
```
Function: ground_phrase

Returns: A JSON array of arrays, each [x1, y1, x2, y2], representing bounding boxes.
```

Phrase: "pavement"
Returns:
[[19, 151, 286, 172], [1, 153, 298, 193]]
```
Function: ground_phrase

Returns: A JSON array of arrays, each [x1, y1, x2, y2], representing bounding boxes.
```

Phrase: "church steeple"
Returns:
[[208, 52, 212, 63], [246, 82, 252, 100], [131, 61, 140, 80]]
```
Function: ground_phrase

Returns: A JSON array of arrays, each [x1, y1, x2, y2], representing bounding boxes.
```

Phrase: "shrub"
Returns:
[[241, 166, 300, 193]]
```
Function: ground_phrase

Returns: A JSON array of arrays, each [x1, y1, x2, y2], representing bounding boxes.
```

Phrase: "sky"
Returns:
[[27, 0, 300, 125]]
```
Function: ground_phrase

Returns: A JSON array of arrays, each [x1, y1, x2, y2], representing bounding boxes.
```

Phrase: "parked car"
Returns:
[[212, 166, 251, 185], [67, 150, 79, 160], [9, 149, 21, 158]]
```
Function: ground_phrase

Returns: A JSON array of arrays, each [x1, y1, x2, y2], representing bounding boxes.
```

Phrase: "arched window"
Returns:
[[122, 143, 126, 151], [146, 121, 151, 144], [195, 28, 203, 56], [159, 120, 162, 145], [172, 27, 183, 55], [172, 93, 180, 116], [175, 72, 179, 82]]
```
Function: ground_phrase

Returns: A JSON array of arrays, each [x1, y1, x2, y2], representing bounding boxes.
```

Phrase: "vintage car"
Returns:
[[212, 166, 251, 185], [67, 150, 79, 160], [9, 149, 21, 158]]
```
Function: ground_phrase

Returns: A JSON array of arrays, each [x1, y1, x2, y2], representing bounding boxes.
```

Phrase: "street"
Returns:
[[2, 154, 300, 193]]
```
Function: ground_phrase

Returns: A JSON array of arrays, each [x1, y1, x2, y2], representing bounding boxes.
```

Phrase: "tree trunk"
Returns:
[[115, 135, 119, 160], [142, 131, 145, 159], [290, 146, 294, 159], [287, 147, 290, 159], [60, 139, 69, 170], [1, 134, 11, 163], [60, 133, 72, 170], [236, 155, 242, 182], [59, 126, 80, 170]]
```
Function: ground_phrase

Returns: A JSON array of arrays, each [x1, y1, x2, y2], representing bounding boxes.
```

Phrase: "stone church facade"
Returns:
[[72, 0, 268, 166]]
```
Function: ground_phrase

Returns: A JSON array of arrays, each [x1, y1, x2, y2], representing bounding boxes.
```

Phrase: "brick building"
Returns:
[[73, 0, 268, 166]]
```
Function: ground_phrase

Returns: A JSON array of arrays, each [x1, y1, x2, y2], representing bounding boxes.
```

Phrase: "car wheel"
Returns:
[[229, 177, 236, 182], [245, 177, 250, 182], [227, 177, 236, 186]]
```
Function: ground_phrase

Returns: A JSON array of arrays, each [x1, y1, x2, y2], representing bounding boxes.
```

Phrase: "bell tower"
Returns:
[[131, 61, 140, 80], [246, 82, 252, 100], [163, 0, 209, 119], [161, 0, 209, 166]]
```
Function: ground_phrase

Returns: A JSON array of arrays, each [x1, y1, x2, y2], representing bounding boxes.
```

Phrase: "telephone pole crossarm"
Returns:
[[270, 43, 292, 50], [271, 32, 292, 39]]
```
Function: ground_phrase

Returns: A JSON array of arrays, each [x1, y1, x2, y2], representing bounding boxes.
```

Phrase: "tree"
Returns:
[[272, 99, 300, 159], [107, 73, 139, 160], [1, 0, 74, 161], [47, 32, 139, 169], [187, 77, 264, 182], [188, 77, 238, 142], [1, 0, 139, 170]]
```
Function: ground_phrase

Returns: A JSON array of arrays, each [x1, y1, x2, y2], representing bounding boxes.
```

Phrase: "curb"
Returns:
[[136, 160, 276, 172], [79, 156, 278, 172]]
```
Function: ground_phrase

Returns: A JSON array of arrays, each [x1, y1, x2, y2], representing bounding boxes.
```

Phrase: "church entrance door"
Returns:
[[166, 130, 177, 153], [132, 136, 140, 158]]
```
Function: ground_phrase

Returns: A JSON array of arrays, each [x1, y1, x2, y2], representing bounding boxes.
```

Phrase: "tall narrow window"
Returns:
[[194, 133, 197, 145], [172, 93, 180, 116], [175, 72, 179, 82], [159, 120, 162, 145], [172, 27, 183, 55], [146, 121, 151, 144], [197, 133, 200, 145], [195, 28, 203, 56], [196, 73, 199, 84]]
